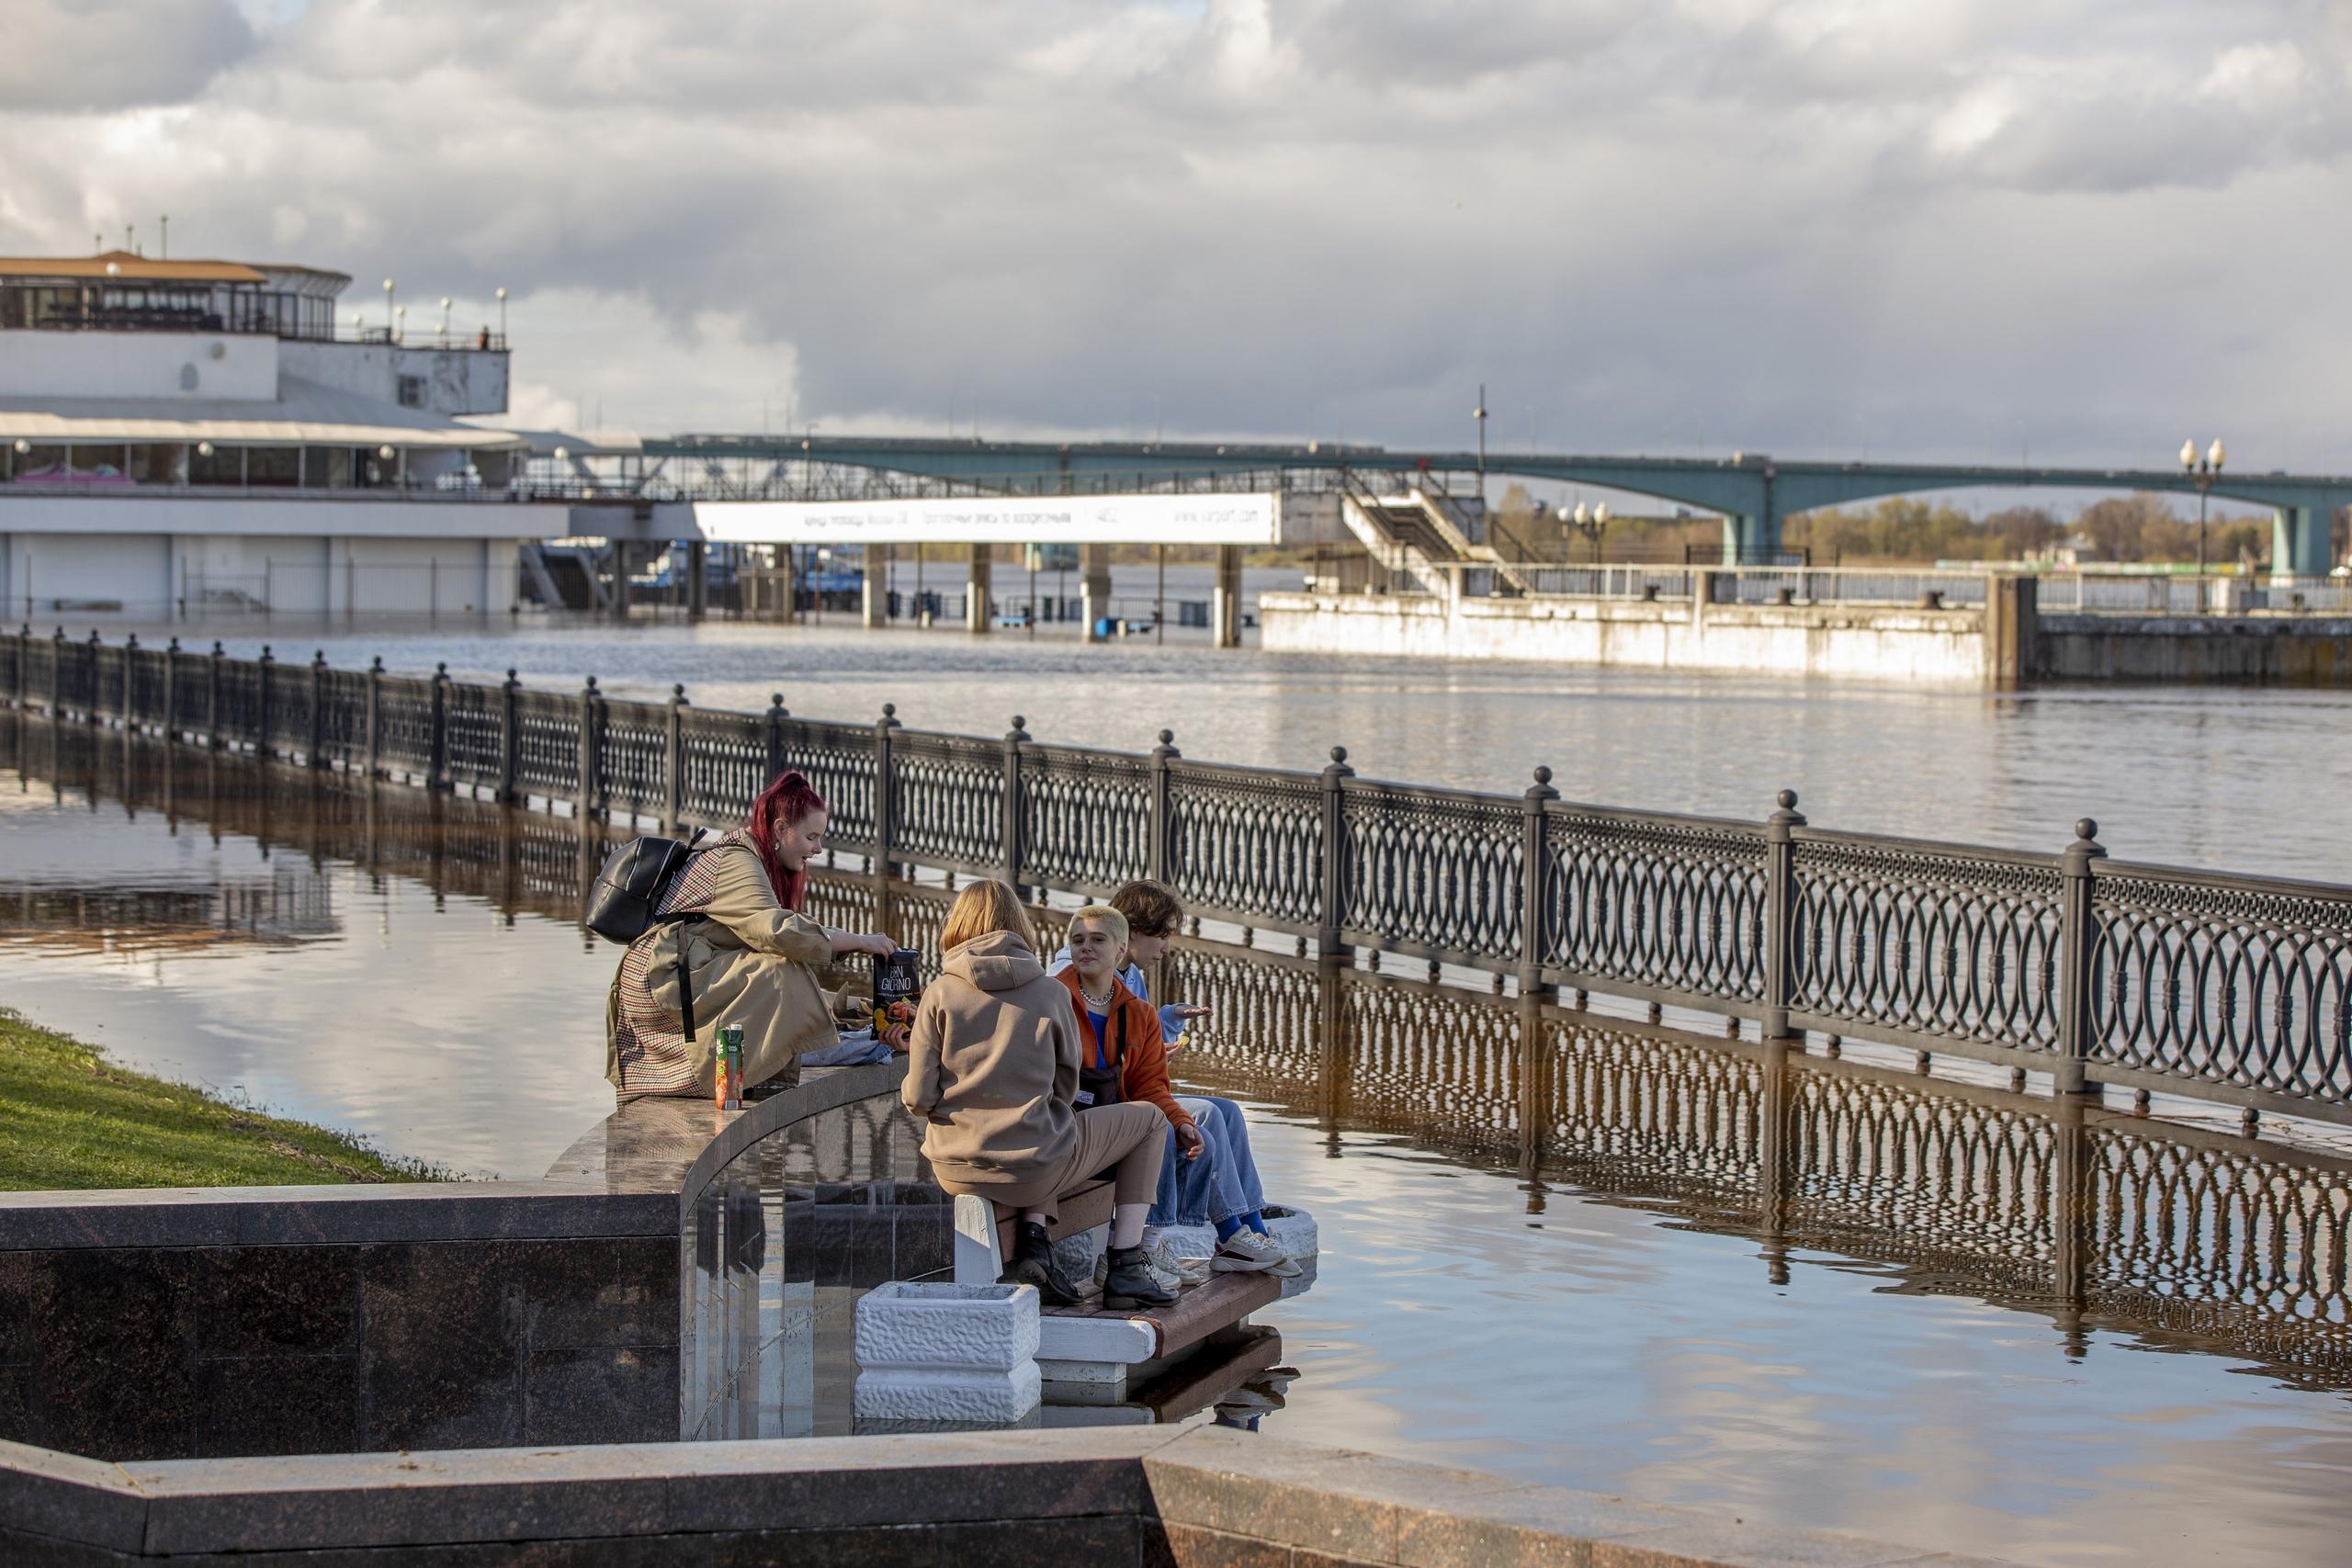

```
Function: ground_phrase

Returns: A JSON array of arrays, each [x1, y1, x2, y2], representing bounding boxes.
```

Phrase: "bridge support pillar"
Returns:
[[862, 546, 891, 629], [967, 544, 992, 634], [1081, 543, 1113, 642], [1211, 546, 1242, 649], [609, 542, 632, 620], [2270, 504, 2335, 583], [1722, 504, 1781, 565], [686, 541, 707, 621]]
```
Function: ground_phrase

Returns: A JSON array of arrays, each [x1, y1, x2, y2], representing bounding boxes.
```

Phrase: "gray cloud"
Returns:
[[1, 0, 2347, 470], [0, 0, 255, 112]]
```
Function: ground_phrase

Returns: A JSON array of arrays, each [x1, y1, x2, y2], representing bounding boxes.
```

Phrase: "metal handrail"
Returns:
[[8, 627, 2350, 1129]]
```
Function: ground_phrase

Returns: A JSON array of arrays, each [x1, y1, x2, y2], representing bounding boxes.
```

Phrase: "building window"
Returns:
[[245, 446, 300, 488], [398, 374, 427, 409], [191, 444, 243, 485]]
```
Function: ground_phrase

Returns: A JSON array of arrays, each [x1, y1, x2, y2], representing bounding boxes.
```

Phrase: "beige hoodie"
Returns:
[[900, 930, 1081, 1195]]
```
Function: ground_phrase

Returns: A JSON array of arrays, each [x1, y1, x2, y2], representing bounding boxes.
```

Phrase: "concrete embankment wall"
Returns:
[[1261, 591, 2352, 685], [1258, 591, 1989, 682], [2038, 614, 2352, 682]]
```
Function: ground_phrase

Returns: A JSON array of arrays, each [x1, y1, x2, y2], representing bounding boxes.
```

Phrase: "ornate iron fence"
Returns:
[[8, 625, 2352, 1128], [14, 719, 2352, 1385]]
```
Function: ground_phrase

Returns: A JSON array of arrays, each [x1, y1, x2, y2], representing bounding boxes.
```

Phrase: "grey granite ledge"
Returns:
[[0, 1427, 2023, 1567], [0, 1185, 676, 1253]]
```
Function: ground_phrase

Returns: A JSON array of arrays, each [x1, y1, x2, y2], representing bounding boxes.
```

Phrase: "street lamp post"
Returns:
[[1474, 385, 1488, 485], [1569, 501, 1610, 562], [381, 277, 395, 339], [495, 287, 508, 344], [2180, 436, 2226, 601]]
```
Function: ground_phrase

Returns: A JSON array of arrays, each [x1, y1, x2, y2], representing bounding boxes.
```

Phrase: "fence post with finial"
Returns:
[[873, 703, 900, 884], [84, 628, 101, 725], [309, 650, 328, 767], [161, 637, 179, 739], [2056, 818, 2107, 1098], [576, 676, 601, 820], [207, 640, 223, 749], [255, 644, 275, 753], [1764, 789, 1807, 1043], [663, 682, 689, 833], [764, 693, 786, 783], [499, 669, 522, 803], [1148, 729, 1179, 884], [1002, 716, 1030, 887], [119, 631, 138, 727], [427, 660, 449, 791], [364, 656, 383, 777], [1318, 746, 1354, 964], [51, 626, 66, 715], [1519, 766, 1559, 999]]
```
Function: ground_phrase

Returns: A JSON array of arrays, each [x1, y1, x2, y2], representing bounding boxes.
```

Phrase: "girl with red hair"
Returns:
[[605, 770, 896, 1099]]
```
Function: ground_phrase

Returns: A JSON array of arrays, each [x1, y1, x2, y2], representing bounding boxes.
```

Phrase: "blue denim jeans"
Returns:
[[798, 1032, 895, 1068], [1150, 1095, 1267, 1226]]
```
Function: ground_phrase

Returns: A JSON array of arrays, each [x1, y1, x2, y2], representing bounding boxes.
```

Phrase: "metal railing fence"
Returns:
[[1438, 565, 2352, 616], [17, 716, 2352, 1382], [8, 624, 2352, 1129]]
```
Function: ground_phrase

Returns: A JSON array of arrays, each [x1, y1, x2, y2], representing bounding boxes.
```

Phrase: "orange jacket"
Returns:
[[1053, 968, 1195, 1135]]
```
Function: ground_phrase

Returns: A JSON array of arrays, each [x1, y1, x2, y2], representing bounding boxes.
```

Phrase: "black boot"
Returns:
[[1001, 1220, 1084, 1307], [1102, 1245, 1177, 1311]]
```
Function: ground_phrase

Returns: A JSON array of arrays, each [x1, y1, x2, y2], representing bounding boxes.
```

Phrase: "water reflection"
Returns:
[[7, 713, 2352, 1563], [168, 619, 2352, 878]]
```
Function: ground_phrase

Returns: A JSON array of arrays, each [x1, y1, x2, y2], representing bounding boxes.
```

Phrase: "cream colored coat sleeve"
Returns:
[[697, 844, 835, 964]]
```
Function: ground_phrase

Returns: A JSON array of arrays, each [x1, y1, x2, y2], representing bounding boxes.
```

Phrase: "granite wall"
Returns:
[[0, 1186, 678, 1462], [0, 1425, 2003, 1567]]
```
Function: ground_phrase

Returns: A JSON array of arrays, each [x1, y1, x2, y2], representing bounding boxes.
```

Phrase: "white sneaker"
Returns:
[[1212, 1229, 1293, 1274], [1142, 1236, 1193, 1294]]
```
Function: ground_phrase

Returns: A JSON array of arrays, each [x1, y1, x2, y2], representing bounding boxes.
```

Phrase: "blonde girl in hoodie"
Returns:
[[900, 880, 1174, 1310]]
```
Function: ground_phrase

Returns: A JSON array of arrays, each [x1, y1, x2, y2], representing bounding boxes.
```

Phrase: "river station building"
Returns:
[[0, 251, 571, 620]]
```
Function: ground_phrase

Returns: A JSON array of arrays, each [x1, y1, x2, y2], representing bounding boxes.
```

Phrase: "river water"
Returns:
[[116, 612, 2352, 882], [5, 716, 2350, 1567]]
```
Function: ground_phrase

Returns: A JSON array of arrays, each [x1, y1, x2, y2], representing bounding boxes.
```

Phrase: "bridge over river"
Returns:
[[540, 430, 2352, 579]]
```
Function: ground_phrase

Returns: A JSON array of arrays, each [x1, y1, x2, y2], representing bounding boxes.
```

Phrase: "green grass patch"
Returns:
[[0, 1008, 446, 1190]]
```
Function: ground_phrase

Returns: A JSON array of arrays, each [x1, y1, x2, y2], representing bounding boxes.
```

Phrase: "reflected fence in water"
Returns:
[[7, 712, 2351, 1392], [10, 627, 2352, 1132]]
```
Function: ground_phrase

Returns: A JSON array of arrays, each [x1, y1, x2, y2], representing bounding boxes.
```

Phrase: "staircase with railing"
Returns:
[[1336, 470, 1454, 595]]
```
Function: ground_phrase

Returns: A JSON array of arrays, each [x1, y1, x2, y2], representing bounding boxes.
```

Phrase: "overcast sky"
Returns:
[[3, 0, 2347, 474]]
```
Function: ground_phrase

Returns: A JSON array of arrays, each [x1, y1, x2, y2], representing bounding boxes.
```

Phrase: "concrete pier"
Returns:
[[1260, 585, 2352, 685], [967, 543, 993, 634], [863, 545, 890, 629], [1080, 542, 1113, 642], [1211, 545, 1242, 649]]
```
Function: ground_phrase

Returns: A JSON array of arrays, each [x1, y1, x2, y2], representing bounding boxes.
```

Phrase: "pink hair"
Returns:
[[745, 770, 826, 910]]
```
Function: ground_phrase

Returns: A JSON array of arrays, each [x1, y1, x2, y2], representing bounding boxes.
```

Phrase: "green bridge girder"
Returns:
[[645, 434, 2352, 575]]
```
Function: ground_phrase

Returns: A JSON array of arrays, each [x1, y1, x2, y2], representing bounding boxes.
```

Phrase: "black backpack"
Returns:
[[583, 831, 707, 944], [586, 830, 713, 1043]]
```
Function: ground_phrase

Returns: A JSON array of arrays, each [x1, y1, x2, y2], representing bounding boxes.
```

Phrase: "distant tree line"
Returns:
[[1490, 484, 2346, 569]]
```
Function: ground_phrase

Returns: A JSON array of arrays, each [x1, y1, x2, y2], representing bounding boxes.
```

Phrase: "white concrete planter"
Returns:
[[853, 1359, 1041, 1424], [851, 1280, 1043, 1425]]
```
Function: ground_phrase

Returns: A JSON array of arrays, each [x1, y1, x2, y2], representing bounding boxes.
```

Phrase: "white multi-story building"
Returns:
[[0, 251, 572, 621]]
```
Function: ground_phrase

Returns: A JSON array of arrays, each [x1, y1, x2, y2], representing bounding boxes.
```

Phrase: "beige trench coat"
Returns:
[[604, 834, 844, 1098]]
